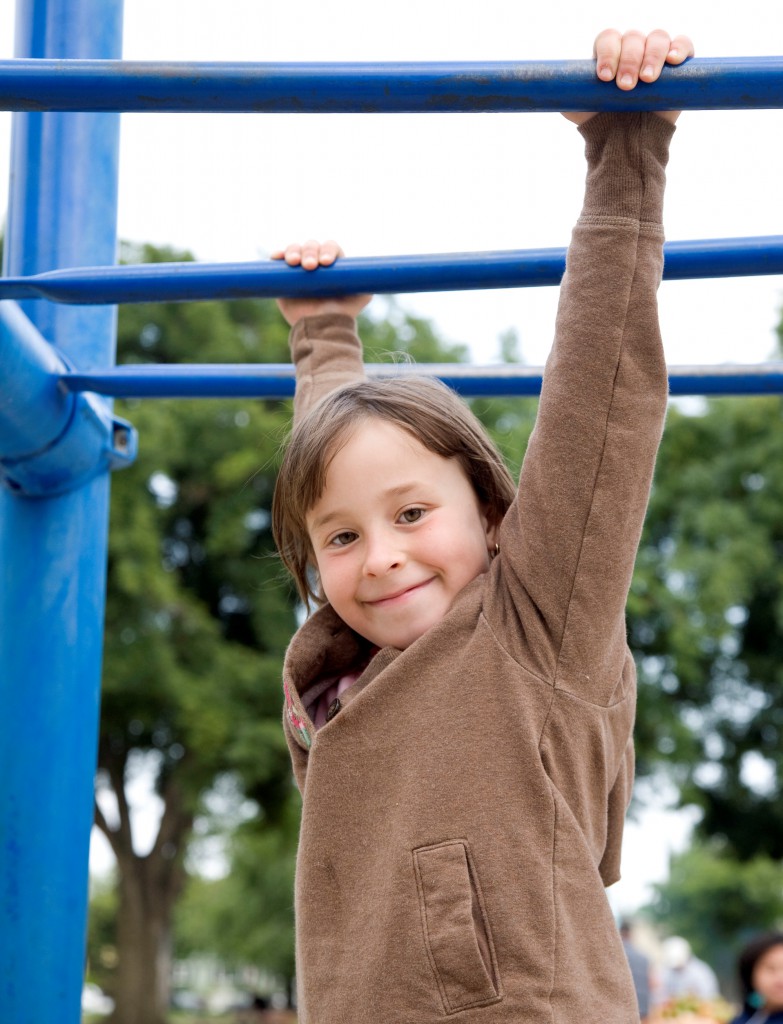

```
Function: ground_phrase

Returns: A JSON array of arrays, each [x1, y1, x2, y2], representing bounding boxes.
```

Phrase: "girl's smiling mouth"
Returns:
[[364, 578, 433, 606]]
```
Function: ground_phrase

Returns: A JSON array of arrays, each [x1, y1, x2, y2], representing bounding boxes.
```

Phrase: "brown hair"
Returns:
[[272, 376, 517, 606], [738, 932, 783, 1005]]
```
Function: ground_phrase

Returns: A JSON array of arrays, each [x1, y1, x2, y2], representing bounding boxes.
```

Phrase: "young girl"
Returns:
[[271, 28, 693, 1023]]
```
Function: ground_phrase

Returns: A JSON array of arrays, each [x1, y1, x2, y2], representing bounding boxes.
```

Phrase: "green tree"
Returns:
[[628, 390, 783, 854], [174, 794, 300, 1004], [86, 875, 120, 995], [97, 245, 297, 1024]]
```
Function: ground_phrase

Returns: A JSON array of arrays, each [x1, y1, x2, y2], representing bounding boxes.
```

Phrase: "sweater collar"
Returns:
[[282, 604, 398, 751]]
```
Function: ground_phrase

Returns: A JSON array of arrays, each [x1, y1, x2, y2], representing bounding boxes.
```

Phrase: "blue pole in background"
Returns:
[[0, 0, 123, 1021]]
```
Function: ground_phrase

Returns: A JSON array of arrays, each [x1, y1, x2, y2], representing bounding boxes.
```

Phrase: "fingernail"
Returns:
[[598, 66, 613, 81], [642, 65, 654, 80], [620, 73, 633, 88], [669, 47, 679, 58]]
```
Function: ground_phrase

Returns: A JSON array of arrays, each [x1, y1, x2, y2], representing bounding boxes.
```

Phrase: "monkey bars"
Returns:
[[1, 7, 783, 1022]]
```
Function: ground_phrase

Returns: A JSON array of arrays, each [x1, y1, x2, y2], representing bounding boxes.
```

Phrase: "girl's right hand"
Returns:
[[271, 239, 373, 326], [562, 28, 695, 127]]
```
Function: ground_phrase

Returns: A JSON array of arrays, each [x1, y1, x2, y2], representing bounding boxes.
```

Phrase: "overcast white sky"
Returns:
[[2, 0, 782, 910]]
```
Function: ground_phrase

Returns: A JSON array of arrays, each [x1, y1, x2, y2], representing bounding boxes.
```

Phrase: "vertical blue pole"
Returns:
[[0, 0, 123, 1021]]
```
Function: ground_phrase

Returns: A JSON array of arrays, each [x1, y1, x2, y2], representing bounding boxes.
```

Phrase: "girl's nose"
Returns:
[[362, 531, 404, 576]]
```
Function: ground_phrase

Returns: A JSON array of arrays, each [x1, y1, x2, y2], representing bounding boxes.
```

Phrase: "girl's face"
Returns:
[[306, 418, 498, 650], [753, 945, 783, 1011]]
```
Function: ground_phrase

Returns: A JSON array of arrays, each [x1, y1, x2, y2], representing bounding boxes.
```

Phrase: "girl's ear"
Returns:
[[481, 507, 500, 552]]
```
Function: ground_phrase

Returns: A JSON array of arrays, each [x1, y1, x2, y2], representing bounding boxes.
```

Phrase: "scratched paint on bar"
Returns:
[[0, 57, 782, 113]]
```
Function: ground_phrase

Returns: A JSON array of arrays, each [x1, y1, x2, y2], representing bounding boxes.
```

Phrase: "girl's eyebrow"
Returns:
[[383, 482, 421, 499], [308, 482, 426, 534]]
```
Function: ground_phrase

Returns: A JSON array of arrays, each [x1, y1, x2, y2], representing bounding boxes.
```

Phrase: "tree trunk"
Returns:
[[109, 856, 176, 1024], [287, 974, 297, 1010], [96, 768, 193, 1024]]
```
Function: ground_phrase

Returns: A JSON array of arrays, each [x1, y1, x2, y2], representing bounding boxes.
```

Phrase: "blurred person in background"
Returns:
[[620, 920, 652, 1020], [660, 937, 720, 1002], [730, 932, 783, 1024]]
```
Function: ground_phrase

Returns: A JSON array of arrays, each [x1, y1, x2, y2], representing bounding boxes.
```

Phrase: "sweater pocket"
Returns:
[[413, 840, 502, 1014]]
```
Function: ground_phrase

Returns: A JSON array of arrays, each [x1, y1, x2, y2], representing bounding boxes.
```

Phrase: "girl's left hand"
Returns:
[[563, 28, 695, 126], [271, 239, 372, 327]]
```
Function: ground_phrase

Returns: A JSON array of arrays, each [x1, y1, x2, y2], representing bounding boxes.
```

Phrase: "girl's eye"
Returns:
[[399, 507, 425, 524], [329, 530, 357, 548]]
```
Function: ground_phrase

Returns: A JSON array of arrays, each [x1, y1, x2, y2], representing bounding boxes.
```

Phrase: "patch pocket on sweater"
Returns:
[[413, 840, 502, 1014]]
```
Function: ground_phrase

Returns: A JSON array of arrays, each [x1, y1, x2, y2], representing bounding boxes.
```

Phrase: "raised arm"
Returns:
[[498, 32, 692, 705], [272, 240, 371, 423]]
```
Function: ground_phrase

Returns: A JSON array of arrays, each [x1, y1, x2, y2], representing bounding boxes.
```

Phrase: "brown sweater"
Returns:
[[280, 112, 673, 1023]]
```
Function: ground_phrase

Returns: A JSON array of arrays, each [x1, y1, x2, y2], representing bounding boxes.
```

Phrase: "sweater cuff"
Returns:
[[289, 312, 362, 364], [289, 312, 365, 423], [577, 112, 675, 225]]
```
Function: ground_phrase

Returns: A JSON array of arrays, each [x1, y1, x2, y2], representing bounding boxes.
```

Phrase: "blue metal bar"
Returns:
[[0, 2, 124, 1022], [60, 362, 783, 399], [0, 56, 782, 113], [0, 301, 74, 457], [2, 236, 782, 305]]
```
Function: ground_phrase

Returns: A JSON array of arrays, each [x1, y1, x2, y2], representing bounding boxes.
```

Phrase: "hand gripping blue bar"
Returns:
[[0, 57, 782, 113], [1, 236, 782, 305]]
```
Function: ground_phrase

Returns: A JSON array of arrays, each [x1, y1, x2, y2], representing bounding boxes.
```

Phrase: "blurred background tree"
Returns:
[[630, 385, 783, 856], [98, 244, 298, 1024]]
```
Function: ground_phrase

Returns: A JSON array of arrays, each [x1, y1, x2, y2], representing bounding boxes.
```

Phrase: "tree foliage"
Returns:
[[174, 795, 300, 993], [99, 246, 299, 1022], [629, 387, 783, 857]]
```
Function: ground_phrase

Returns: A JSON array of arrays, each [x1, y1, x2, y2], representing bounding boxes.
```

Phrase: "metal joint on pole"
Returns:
[[0, 301, 137, 497]]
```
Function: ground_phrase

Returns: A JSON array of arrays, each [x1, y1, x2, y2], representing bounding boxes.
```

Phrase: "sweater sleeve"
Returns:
[[495, 112, 673, 705], [288, 312, 365, 425]]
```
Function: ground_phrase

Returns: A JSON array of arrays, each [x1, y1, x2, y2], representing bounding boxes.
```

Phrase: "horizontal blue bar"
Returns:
[[3, 236, 782, 305], [0, 57, 782, 113], [60, 363, 783, 399]]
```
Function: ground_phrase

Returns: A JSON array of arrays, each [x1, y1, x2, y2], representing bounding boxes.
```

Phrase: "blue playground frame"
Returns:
[[1, 0, 782, 1019]]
